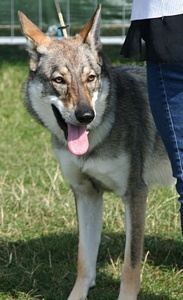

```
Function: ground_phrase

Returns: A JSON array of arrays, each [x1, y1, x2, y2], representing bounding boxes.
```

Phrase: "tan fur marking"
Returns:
[[119, 252, 141, 299], [79, 4, 101, 42], [83, 67, 91, 75], [77, 245, 88, 278], [61, 67, 69, 75]]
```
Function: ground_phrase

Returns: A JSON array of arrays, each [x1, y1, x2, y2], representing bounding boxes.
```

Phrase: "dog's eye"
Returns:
[[87, 74, 96, 82], [53, 77, 66, 84]]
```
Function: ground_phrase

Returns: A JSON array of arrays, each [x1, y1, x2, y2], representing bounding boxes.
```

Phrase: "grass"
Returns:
[[0, 47, 183, 300]]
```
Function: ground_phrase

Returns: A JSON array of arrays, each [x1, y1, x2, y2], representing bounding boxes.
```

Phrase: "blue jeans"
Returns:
[[147, 61, 183, 235]]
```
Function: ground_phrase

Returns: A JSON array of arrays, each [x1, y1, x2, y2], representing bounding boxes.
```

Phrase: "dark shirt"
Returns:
[[121, 14, 183, 63]]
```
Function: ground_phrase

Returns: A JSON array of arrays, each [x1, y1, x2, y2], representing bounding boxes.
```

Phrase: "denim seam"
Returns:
[[159, 64, 183, 180]]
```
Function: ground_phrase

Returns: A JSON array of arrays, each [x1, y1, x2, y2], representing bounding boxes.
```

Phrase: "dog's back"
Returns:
[[109, 65, 173, 188]]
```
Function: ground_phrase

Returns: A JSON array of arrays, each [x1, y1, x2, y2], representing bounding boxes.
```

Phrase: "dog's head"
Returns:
[[18, 5, 109, 156]]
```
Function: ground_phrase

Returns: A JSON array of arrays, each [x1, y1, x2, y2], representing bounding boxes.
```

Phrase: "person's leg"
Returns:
[[147, 61, 183, 235]]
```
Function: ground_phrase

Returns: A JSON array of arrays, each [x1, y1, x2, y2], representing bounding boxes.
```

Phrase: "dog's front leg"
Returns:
[[118, 181, 148, 300], [68, 184, 103, 300]]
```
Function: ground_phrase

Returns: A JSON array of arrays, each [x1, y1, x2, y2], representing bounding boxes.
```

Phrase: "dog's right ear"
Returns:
[[18, 11, 52, 72]]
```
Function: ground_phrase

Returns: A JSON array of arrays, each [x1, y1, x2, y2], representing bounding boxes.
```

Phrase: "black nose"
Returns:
[[75, 102, 95, 124]]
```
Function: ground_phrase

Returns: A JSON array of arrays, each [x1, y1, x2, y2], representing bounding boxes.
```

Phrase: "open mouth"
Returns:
[[51, 104, 89, 156], [51, 104, 68, 139]]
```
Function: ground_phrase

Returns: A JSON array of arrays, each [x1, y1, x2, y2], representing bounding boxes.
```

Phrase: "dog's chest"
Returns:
[[81, 154, 130, 196]]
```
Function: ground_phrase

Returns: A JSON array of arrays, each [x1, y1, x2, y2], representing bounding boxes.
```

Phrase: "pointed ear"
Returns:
[[18, 11, 52, 72], [79, 4, 102, 52], [18, 11, 51, 46]]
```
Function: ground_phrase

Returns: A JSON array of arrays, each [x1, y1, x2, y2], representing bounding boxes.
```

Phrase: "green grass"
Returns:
[[0, 47, 183, 300]]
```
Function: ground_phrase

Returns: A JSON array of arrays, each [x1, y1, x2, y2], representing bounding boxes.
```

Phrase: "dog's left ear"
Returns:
[[79, 4, 102, 52]]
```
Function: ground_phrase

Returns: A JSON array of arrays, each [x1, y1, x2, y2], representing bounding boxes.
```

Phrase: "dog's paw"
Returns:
[[117, 291, 138, 300], [67, 278, 95, 300]]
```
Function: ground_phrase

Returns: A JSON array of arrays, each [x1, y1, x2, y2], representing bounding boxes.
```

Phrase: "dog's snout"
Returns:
[[75, 103, 95, 124]]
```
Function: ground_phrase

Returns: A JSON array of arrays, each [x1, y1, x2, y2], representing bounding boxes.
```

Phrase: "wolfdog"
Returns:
[[18, 4, 173, 300]]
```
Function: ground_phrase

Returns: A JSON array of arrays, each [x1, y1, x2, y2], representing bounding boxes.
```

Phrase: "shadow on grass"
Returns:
[[0, 233, 182, 300]]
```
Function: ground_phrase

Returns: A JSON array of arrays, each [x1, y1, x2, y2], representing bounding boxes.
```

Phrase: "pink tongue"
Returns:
[[67, 124, 89, 156]]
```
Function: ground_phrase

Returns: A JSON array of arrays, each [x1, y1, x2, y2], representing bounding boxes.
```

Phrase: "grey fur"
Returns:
[[19, 5, 173, 300]]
